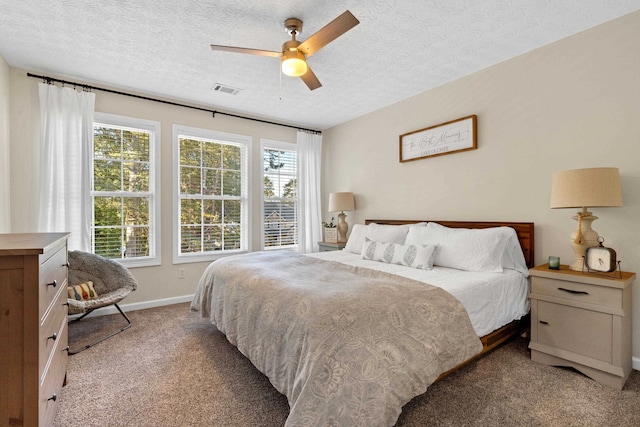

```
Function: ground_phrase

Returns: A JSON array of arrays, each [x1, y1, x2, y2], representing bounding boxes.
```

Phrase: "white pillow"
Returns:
[[405, 222, 510, 273], [405, 225, 431, 245], [366, 223, 410, 244], [344, 224, 367, 253], [344, 223, 411, 254], [361, 238, 437, 270], [501, 233, 529, 277]]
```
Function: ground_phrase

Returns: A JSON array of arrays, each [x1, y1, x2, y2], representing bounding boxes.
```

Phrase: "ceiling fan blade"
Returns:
[[298, 10, 359, 58], [210, 45, 281, 58], [300, 66, 322, 90]]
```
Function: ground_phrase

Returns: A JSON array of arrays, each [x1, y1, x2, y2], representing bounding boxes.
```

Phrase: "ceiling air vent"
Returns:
[[212, 83, 241, 95]]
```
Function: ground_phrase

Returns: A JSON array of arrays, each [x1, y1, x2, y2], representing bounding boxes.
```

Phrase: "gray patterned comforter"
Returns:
[[191, 251, 482, 426]]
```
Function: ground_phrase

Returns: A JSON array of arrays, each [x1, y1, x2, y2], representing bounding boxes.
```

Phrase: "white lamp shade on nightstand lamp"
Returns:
[[328, 192, 355, 243], [550, 167, 622, 271]]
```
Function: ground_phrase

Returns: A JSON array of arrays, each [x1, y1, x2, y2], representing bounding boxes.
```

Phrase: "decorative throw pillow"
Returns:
[[68, 281, 99, 301], [361, 238, 437, 270]]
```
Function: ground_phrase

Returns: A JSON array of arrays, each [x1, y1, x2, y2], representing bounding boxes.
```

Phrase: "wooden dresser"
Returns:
[[529, 263, 635, 389], [0, 233, 70, 427]]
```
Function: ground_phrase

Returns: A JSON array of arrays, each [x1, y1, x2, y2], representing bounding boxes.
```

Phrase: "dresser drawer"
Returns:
[[537, 301, 613, 363], [39, 322, 68, 427], [531, 276, 621, 310], [39, 245, 68, 319], [39, 286, 68, 380]]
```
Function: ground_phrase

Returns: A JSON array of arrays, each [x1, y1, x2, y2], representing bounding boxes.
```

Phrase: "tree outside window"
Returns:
[[92, 116, 158, 265], [263, 143, 297, 249], [176, 129, 248, 258]]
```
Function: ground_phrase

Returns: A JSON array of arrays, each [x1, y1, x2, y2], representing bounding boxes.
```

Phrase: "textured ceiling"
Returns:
[[1, 1, 639, 130]]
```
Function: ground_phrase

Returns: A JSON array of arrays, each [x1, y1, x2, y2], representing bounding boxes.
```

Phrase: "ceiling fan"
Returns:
[[210, 10, 360, 90]]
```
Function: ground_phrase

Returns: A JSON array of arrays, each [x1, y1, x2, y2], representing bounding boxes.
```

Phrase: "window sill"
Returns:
[[114, 257, 162, 269], [173, 250, 248, 265]]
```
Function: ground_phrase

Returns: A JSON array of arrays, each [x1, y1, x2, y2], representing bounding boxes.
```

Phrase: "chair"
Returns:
[[67, 250, 137, 354]]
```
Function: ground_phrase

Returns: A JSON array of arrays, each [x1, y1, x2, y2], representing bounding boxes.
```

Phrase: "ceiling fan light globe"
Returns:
[[281, 50, 307, 77]]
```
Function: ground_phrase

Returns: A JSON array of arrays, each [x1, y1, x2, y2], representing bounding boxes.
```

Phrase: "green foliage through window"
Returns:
[[263, 146, 297, 248], [178, 135, 245, 255], [92, 123, 153, 260]]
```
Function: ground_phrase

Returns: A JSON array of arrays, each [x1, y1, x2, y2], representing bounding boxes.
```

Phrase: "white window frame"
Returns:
[[92, 112, 161, 268], [261, 139, 298, 251], [173, 125, 251, 264]]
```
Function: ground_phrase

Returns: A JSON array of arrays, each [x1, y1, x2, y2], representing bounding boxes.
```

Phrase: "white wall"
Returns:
[[8, 69, 297, 305], [323, 11, 640, 358], [0, 54, 10, 232]]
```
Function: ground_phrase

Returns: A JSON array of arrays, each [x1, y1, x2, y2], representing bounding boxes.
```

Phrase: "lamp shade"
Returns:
[[550, 167, 622, 209], [328, 192, 355, 212]]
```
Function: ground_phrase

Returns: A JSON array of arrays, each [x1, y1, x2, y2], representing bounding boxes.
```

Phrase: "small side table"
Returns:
[[528, 263, 635, 389], [318, 241, 346, 252]]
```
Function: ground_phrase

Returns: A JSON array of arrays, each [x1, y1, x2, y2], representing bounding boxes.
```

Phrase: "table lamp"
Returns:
[[328, 192, 355, 243], [550, 167, 622, 271]]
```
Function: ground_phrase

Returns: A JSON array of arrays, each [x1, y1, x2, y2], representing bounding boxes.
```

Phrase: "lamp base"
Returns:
[[336, 212, 349, 243], [569, 212, 599, 271]]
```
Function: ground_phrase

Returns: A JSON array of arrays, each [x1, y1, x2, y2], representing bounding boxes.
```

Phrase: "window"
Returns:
[[262, 139, 297, 249], [174, 125, 250, 262], [92, 113, 161, 266]]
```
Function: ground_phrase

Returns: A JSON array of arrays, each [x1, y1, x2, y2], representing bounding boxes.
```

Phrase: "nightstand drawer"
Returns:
[[531, 276, 621, 309], [537, 301, 612, 363]]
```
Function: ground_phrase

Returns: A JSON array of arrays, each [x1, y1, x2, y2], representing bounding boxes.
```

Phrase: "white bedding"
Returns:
[[306, 250, 530, 337]]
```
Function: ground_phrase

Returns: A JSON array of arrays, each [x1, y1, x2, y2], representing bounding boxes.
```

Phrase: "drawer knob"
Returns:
[[47, 333, 57, 341], [63, 346, 70, 353], [48, 393, 57, 402], [47, 279, 58, 288]]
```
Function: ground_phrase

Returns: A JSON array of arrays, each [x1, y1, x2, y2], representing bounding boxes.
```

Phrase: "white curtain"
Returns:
[[297, 130, 323, 253], [38, 83, 95, 251]]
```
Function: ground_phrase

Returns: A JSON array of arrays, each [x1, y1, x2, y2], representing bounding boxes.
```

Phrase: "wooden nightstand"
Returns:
[[528, 264, 635, 389], [318, 241, 346, 252]]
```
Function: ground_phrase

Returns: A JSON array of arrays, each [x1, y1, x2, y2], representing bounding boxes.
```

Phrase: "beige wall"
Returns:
[[323, 11, 640, 360], [8, 69, 297, 305], [0, 54, 10, 232]]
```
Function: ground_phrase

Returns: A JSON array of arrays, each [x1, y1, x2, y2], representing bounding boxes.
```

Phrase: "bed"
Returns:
[[191, 219, 534, 426]]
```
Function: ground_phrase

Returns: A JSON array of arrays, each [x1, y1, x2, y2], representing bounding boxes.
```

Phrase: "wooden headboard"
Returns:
[[365, 219, 535, 269]]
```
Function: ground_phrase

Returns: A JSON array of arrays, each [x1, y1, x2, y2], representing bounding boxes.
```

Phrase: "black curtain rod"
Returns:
[[27, 73, 321, 134]]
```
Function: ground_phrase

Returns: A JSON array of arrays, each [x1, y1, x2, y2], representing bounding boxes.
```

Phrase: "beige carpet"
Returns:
[[54, 303, 640, 426]]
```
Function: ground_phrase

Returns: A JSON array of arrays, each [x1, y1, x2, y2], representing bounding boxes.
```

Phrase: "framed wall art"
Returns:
[[399, 114, 477, 162]]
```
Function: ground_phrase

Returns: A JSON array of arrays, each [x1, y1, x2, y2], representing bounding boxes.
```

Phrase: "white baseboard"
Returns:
[[633, 357, 640, 371], [69, 294, 194, 320]]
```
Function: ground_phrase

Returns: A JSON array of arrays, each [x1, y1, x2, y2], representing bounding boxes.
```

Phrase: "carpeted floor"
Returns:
[[54, 303, 640, 426]]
